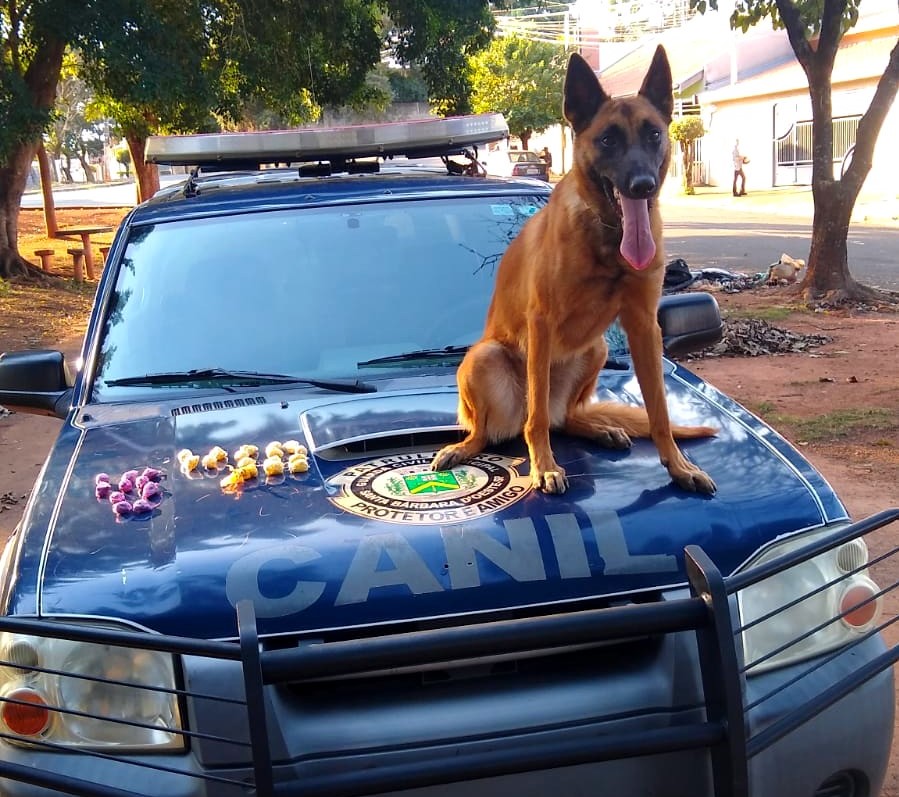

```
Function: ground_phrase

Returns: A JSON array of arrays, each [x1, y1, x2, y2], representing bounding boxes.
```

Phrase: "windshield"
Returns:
[[92, 194, 553, 401]]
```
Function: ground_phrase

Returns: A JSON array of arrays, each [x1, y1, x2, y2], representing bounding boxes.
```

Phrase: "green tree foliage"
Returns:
[[384, 66, 429, 104], [79, 0, 218, 201], [669, 116, 705, 195], [469, 34, 569, 149], [386, 0, 495, 115], [115, 145, 131, 177], [0, 0, 496, 280], [210, 0, 384, 124], [698, 0, 899, 303]]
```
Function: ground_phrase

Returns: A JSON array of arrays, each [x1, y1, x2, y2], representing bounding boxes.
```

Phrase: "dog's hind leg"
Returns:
[[561, 343, 634, 450], [431, 341, 525, 472]]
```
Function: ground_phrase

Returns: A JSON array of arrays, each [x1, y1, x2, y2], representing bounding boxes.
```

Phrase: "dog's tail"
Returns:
[[569, 401, 717, 439]]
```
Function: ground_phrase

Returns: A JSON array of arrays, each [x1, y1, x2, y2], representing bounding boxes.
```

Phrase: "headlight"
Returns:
[[737, 526, 883, 675], [0, 625, 183, 750]]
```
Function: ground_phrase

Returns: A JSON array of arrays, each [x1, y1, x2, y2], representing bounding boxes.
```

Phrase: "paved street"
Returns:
[[663, 184, 899, 291], [21, 174, 186, 208], [663, 210, 899, 292]]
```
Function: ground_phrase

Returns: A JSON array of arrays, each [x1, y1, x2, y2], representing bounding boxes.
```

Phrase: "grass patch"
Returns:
[[751, 400, 778, 416], [754, 406, 896, 442], [724, 305, 802, 323]]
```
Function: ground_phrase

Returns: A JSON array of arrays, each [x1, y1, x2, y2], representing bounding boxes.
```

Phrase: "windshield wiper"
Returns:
[[105, 368, 377, 393], [358, 345, 470, 368]]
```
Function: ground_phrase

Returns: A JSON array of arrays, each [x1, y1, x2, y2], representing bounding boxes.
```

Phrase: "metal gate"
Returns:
[[774, 115, 860, 186]]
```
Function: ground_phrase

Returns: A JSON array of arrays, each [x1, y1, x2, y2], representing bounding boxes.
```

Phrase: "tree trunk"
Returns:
[[0, 34, 65, 282], [36, 142, 58, 237], [681, 141, 695, 194], [797, 39, 899, 303], [775, 0, 899, 304], [126, 133, 160, 204], [802, 181, 859, 300], [49, 154, 60, 183], [0, 142, 53, 283], [77, 150, 96, 183]]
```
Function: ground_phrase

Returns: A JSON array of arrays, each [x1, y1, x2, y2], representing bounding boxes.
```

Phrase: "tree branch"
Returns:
[[773, 0, 815, 71], [8, 0, 21, 72], [22, 35, 65, 110], [843, 36, 899, 192], [818, 0, 848, 66]]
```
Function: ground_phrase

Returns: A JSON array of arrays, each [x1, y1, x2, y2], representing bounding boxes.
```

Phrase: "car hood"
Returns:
[[29, 367, 842, 639]]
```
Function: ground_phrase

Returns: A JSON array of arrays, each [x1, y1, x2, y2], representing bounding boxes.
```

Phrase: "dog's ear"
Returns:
[[638, 45, 673, 123], [563, 52, 609, 134]]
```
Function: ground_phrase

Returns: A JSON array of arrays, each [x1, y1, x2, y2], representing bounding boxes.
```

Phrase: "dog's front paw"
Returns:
[[671, 465, 717, 495], [431, 445, 465, 472], [533, 468, 568, 494]]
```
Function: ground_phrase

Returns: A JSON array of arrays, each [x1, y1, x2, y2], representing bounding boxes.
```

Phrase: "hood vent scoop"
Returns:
[[317, 429, 464, 461], [171, 396, 267, 417]]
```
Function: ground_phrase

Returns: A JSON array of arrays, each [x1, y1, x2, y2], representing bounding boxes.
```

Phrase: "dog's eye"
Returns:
[[599, 134, 615, 149], [647, 129, 661, 144]]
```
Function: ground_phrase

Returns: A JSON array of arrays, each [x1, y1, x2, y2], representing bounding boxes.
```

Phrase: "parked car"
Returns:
[[485, 148, 551, 180], [0, 113, 897, 797]]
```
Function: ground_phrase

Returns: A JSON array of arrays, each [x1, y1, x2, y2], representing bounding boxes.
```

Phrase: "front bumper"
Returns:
[[0, 629, 891, 797]]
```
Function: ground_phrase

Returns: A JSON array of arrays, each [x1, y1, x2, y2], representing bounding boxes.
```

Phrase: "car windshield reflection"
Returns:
[[93, 196, 551, 401]]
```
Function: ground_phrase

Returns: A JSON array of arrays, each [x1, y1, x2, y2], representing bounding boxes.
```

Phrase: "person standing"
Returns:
[[540, 146, 553, 171], [732, 139, 748, 196]]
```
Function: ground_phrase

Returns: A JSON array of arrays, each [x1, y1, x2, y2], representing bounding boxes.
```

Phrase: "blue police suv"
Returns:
[[0, 115, 897, 797]]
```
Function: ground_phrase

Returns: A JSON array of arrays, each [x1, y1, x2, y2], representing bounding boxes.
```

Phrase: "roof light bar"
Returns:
[[145, 114, 509, 168]]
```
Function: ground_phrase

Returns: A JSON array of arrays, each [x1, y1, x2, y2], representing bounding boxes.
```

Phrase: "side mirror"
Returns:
[[658, 292, 723, 358], [0, 350, 73, 417]]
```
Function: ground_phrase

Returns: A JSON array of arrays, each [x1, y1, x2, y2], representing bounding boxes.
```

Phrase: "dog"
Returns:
[[431, 46, 717, 495], [766, 253, 805, 285]]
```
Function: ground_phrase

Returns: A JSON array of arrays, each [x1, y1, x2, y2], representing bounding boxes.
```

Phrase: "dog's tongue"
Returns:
[[619, 196, 656, 270]]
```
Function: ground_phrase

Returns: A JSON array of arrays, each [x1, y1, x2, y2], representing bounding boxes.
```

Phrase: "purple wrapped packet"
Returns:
[[141, 467, 163, 482], [131, 498, 153, 514], [141, 481, 161, 500]]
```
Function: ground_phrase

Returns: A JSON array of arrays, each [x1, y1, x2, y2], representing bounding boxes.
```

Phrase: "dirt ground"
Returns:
[[689, 289, 899, 520], [2, 207, 899, 792]]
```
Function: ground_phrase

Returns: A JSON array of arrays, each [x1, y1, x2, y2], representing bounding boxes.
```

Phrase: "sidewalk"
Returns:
[[23, 177, 134, 195], [661, 182, 899, 226]]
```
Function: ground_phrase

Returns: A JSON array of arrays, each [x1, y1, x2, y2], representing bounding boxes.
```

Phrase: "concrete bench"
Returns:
[[67, 247, 85, 282], [33, 249, 55, 272]]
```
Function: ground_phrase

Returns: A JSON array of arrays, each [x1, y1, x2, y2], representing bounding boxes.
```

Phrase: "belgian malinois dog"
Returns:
[[431, 46, 717, 495]]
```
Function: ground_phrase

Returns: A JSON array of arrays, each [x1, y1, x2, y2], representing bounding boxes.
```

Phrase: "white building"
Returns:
[[586, 0, 898, 195]]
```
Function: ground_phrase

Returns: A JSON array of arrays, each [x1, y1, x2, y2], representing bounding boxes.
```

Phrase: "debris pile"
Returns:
[[0, 492, 24, 514], [698, 317, 832, 358]]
